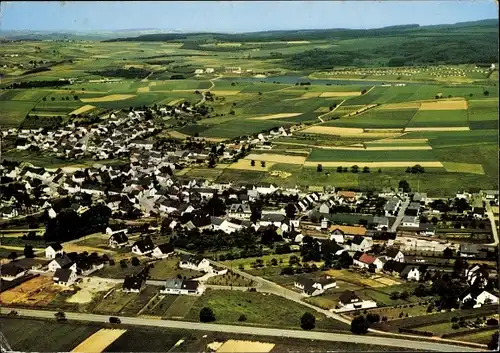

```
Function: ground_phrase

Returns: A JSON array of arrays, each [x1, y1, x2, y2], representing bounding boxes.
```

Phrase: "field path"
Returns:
[[196, 76, 222, 106]]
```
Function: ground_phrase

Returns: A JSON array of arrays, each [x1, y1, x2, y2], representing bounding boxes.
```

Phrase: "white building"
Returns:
[[160, 278, 205, 296], [45, 244, 63, 259]]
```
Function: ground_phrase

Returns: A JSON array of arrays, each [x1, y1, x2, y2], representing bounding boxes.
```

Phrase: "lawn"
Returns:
[[454, 329, 498, 345], [222, 253, 301, 270], [185, 289, 350, 331], [185, 167, 224, 180], [216, 169, 265, 185], [1, 317, 101, 352], [407, 110, 468, 127], [148, 256, 204, 280], [205, 272, 255, 287]]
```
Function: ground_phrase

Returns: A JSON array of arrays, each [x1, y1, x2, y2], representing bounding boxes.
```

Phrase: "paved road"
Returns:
[[485, 203, 499, 246], [1, 308, 481, 352], [390, 196, 410, 232]]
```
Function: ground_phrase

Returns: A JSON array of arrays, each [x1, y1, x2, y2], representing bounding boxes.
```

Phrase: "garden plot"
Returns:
[[1, 275, 68, 306], [67, 277, 115, 304]]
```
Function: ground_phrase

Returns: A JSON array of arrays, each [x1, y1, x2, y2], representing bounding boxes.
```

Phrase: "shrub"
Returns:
[[238, 314, 247, 322], [199, 307, 216, 322], [300, 312, 316, 330], [351, 316, 369, 334]]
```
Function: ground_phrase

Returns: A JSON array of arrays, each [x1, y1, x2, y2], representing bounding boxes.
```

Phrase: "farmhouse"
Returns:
[[131, 237, 155, 255], [330, 229, 345, 244], [151, 243, 175, 259], [160, 278, 205, 296], [294, 276, 337, 296], [53, 268, 77, 286], [400, 266, 421, 281], [385, 247, 404, 262], [45, 243, 63, 259], [0, 263, 27, 281]]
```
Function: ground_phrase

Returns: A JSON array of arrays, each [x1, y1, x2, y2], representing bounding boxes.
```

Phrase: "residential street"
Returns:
[[390, 196, 410, 232], [485, 203, 499, 246], [1, 308, 482, 352]]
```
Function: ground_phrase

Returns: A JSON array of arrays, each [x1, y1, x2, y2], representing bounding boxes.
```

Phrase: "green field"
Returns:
[[407, 110, 468, 127], [185, 289, 350, 331], [0, 100, 35, 126], [307, 149, 438, 162], [323, 108, 417, 128]]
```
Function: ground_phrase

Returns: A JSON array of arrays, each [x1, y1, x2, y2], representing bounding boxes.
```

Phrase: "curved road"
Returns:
[[1, 308, 482, 352], [196, 76, 221, 106]]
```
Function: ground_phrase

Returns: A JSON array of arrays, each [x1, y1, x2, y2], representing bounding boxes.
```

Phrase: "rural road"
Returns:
[[196, 76, 221, 106], [485, 203, 499, 246], [1, 308, 482, 352], [390, 196, 410, 232]]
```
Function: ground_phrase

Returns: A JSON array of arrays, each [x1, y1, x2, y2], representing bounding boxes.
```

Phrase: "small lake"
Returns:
[[218, 75, 423, 86]]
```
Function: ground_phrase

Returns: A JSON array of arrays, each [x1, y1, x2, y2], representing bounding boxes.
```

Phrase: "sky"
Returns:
[[1, 1, 498, 33]]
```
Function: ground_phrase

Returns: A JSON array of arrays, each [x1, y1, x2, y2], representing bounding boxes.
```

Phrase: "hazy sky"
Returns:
[[1, 1, 498, 32]]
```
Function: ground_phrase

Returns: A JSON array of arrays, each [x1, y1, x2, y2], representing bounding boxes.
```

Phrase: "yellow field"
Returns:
[[164, 130, 190, 139], [244, 153, 307, 165], [217, 340, 275, 353], [319, 91, 362, 97], [370, 138, 429, 144], [379, 102, 421, 110], [374, 276, 401, 286], [404, 127, 470, 132], [69, 105, 95, 115], [227, 159, 276, 171], [1, 276, 66, 306], [210, 90, 241, 95], [137, 86, 150, 93], [249, 113, 302, 120], [304, 161, 444, 168], [71, 329, 127, 353], [419, 100, 468, 110], [442, 162, 485, 175], [286, 41, 310, 44], [81, 94, 135, 103], [63, 243, 113, 255], [300, 92, 321, 98]]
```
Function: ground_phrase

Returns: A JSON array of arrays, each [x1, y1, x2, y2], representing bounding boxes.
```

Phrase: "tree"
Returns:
[[54, 311, 66, 321], [300, 312, 316, 330], [361, 89, 367, 95], [400, 291, 410, 300], [390, 292, 400, 300], [261, 161, 266, 168], [317, 164, 323, 172], [7, 252, 17, 261], [24, 245, 35, 258], [199, 307, 216, 322], [483, 90, 490, 96], [285, 203, 296, 219], [336, 166, 343, 173], [208, 155, 216, 168], [131, 257, 140, 266], [368, 263, 376, 273], [487, 331, 499, 351], [250, 160, 255, 167], [443, 247, 453, 258], [366, 313, 380, 323], [238, 314, 247, 322], [74, 95, 79, 100], [350, 316, 369, 334], [362, 166, 370, 173], [351, 165, 359, 173], [398, 180, 411, 192], [120, 259, 127, 268], [271, 258, 278, 266]]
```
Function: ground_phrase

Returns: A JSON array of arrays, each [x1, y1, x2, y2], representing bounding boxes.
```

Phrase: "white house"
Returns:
[[48, 254, 77, 272], [294, 276, 337, 296], [122, 275, 144, 293], [108, 231, 129, 248], [45, 244, 63, 259], [131, 237, 155, 256], [462, 291, 498, 308], [0, 263, 27, 281], [401, 216, 420, 228], [228, 203, 252, 219], [385, 247, 404, 262], [255, 183, 277, 195], [401, 266, 421, 281], [160, 278, 205, 296], [151, 243, 175, 259], [334, 291, 377, 312], [330, 229, 345, 244], [347, 236, 373, 252], [353, 254, 384, 271], [53, 268, 77, 286], [179, 255, 212, 272]]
